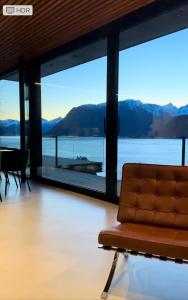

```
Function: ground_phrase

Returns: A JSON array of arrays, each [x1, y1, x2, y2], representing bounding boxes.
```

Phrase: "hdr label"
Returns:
[[3, 5, 33, 16]]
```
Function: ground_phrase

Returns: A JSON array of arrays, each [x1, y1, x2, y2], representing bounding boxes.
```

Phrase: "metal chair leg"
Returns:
[[26, 178, 31, 192], [4, 172, 10, 184], [17, 171, 21, 188], [13, 174, 18, 188], [5, 172, 9, 196], [101, 251, 119, 299], [7, 174, 10, 184]]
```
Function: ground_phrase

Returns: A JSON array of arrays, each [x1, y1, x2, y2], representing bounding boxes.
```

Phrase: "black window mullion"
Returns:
[[19, 58, 26, 152], [106, 32, 119, 202], [27, 63, 42, 178]]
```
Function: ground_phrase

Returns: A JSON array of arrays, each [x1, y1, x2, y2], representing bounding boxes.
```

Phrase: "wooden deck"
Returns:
[[39, 165, 106, 192], [43, 155, 102, 174], [41, 155, 121, 193]]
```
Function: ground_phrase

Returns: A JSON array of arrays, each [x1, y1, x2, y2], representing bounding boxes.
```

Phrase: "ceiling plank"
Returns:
[[0, 0, 155, 74]]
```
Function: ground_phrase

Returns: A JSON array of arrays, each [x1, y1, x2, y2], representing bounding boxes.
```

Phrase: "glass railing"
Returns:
[[41, 135, 106, 192], [0, 135, 20, 149], [42, 136, 56, 167], [117, 138, 184, 180], [117, 137, 188, 195], [1, 135, 187, 193]]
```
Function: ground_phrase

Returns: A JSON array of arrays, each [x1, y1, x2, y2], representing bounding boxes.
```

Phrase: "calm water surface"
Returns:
[[0, 136, 187, 179]]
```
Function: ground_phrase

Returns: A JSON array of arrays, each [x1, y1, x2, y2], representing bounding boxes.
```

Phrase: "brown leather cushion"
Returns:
[[99, 223, 188, 260], [118, 164, 188, 229]]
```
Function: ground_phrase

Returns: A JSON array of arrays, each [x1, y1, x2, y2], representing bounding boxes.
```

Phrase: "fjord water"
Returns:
[[0, 136, 187, 179]]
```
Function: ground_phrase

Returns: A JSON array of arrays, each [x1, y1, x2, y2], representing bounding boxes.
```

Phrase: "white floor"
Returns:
[[0, 177, 188, 300]]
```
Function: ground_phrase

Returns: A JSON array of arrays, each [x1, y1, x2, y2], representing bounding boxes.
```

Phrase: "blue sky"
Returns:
[[42, 28, 188, 119], [119, 28, 188, 105], [0, 79, 19, 120], [1, 28, 188, 120]]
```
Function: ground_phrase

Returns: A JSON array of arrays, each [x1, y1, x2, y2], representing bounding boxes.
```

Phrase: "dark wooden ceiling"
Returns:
[[0, 0, 155, 75]]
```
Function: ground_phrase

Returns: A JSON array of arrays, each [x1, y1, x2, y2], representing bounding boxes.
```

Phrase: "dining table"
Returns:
[[0, 148, 15, 201], [0, 148, 15, 167]]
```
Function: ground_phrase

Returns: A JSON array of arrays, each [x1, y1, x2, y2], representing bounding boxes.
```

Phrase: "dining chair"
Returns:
[[0, 149, 31, 196]]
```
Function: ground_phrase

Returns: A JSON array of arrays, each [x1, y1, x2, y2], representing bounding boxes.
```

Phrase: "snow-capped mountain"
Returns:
[[0, 117, 63, 136], [144, 102, 177, 116], [42, 117, 63, 134], [1, 99, 188, 137], [0, 119, 20, 127], [175, 104, 188, 116], [119, 99, 188, 117]]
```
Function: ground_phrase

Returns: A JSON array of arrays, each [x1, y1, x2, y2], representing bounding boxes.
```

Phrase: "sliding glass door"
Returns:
[[0, 71, 20, 149], [39, 39, 107, 193], [118, 28, 188, 194]]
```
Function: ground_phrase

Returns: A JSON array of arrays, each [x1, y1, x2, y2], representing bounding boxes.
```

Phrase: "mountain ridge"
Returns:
[[1, 100, 188, 137]]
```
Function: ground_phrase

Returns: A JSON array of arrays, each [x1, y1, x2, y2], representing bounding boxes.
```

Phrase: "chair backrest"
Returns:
[[13, 149, 29, 171], [1, 149, 29, 172], [1, 151, 17, 170], [117, 163, 188, 229]]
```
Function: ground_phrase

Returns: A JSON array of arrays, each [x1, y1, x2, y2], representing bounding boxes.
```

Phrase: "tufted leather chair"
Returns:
[[98, 163, 188, 299]]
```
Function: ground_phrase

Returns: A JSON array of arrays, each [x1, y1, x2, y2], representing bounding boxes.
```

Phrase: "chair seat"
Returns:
[[98, 223, 188, 260]]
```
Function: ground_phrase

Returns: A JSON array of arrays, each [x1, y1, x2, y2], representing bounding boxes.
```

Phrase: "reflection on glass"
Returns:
[[0, 71, 20, 149], [24, 83, 30, 176], [40, 40, 107, 192], [118, 29, 188, 194]]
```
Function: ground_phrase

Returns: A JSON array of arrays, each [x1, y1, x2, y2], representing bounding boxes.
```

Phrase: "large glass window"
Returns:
[[0, 71, 20, 149], [118, 28, 188, 194], [39, 39, 107, 193]]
